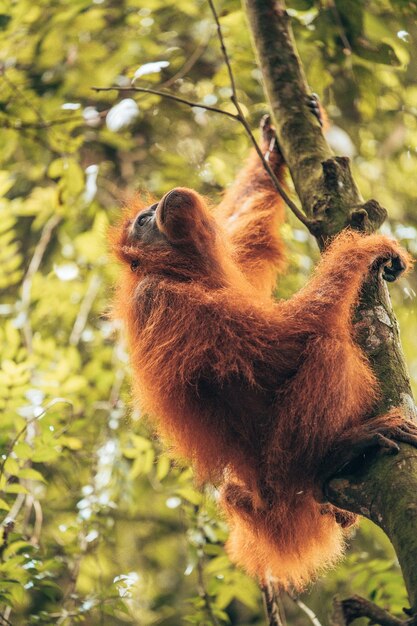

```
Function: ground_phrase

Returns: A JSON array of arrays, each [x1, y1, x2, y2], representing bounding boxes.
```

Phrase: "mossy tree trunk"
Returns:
[[243, 0, 417, 614]]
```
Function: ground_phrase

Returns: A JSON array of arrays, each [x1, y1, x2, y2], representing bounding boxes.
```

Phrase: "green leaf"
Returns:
[[31, 447, 60, 463], [18, 468, 47, 482], [3, 457, 19, 476], [176, 487, 202, 506], [4, 483, 28, 494], [13, 442, 33, 460], [156, 454, 171, 481]]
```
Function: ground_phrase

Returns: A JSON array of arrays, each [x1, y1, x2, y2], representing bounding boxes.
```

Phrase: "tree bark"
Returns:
[[243, 0, 417, 611], [242, 0, 387, 246]]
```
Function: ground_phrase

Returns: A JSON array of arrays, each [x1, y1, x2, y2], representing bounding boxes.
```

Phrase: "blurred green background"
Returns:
[[1, 0, 417, 623]]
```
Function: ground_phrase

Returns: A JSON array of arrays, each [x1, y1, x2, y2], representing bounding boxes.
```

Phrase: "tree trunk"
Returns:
[[243, 0, 417, 612]]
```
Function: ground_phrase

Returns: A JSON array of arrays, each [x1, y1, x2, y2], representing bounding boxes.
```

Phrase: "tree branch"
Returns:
[[0, 116, 82, 129], [206, 0, 311, 228], [160, 40, 209, 89], [92, 78, 312, 229], [332, 595, 410, 626], [196, 549, 222, 626], [261, 579, 284, 626], [20, 214, 62, 351], [325, 449, 417, 610], [92, 85, 239, 120], [289, 594, 323, 626], [69, 273, 102, 345], [242, 0, 386, 246]]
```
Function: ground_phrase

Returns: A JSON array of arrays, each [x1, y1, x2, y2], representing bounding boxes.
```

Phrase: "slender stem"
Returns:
[[206, 0, 311, 228], [207, 0, 239, 98], [69, 274, 102, 345], [1, 495, 25, 527], [196, 551, 221, 626], [160, 40, 209, 89], [289, 595, 323, 626], [21, 214, 62, 310], [20, 214, 62, 351], [327, 0, 354, 58], [238, 112, 312, 228], [93, 86, 312, 228], [92, 85, 239, 121], [30, 499, 43, 546], [0, 116, 82, 129], [3, 72, 49, 127], [261, 580, 284, 626], [0, 609, 13, 625], [0, 398, 73, 483]]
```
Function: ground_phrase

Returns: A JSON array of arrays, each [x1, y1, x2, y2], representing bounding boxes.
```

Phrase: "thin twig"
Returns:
[[207, 0, 238, 99], [0, 398, 73, 482], [109, 368, 125, 409], [238, 111, 311, 227], [30, 499, 43, 546], [196, 550, 222, 626], [160, 41, 209, 89], [2, 72, 48, 127], [278, 594, 288, 626], [327, 0, 353, 57], [2, 71, 67, 156], [261, 580, 284, 626], [42, 611, 82, 620], [20, 214, 62, 350], [92, 87, 312, 228], [0, 610, 13, 625], [194, 502, 222, 626], [0, 115, 83, 130], [92, 85, 238, 121], [1, 494, 25, 527], [21, 214, 62, 309], [93, 93, 310, 230], [206, 0, 311, 229], [69, 273, 102, 345], [210, 0, 315, 228], [56, 548, 86, 625], [289, 594, 323, 626]]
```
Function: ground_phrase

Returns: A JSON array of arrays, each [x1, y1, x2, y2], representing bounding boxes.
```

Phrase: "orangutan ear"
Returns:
[[117, 245, 140, 267]]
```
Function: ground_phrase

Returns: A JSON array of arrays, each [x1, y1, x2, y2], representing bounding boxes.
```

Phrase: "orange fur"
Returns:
[[215, 137, 287, 297], [110, 134, 412, 590]]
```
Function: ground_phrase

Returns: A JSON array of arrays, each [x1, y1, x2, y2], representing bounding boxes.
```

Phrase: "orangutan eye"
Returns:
[[130, 260, 139, 272], [138, 214, 151, 227]]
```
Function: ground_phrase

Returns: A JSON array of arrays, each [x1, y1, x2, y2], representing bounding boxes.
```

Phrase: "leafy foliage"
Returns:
[[0, 0, 416, 623]]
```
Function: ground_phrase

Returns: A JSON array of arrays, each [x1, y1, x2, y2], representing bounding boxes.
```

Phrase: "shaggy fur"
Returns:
[[110, 132, 412, 590]]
